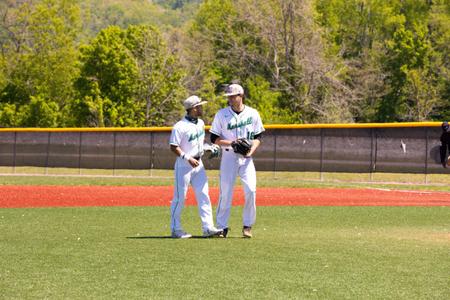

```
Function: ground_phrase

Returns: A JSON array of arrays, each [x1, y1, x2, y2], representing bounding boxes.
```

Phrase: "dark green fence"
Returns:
[[0, 123, 447, 174]]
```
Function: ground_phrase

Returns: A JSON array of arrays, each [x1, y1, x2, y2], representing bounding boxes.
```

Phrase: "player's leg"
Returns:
[[170, 161, 191, 236], [239, 158, 257, 229], [190, 162, 218, 235], [216, 151, 238, 230], [447, 144, 450, 167]]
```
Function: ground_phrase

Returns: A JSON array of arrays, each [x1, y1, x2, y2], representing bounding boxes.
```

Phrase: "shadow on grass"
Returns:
[[126, 236, 242, 239]]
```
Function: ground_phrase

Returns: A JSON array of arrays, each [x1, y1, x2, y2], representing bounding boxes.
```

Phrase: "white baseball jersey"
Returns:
[[210, 106, 265, 142], [169, 118, 205, 158]]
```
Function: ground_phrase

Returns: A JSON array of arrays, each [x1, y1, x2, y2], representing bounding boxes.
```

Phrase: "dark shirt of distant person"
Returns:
[[440, 121, 450, 168]]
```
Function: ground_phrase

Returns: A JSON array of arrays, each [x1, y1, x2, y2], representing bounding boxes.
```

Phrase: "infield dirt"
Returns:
[[1, 185, 449, 208]]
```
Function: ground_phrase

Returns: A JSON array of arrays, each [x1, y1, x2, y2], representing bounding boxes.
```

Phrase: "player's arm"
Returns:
[[210, 133, 233, 147], [246, 110, 264, 157], [246, 133, 262, 157], [170, 144, 199, 168]]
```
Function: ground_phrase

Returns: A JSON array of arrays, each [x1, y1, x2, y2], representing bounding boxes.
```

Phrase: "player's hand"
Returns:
[[188, 157, 199, 168]]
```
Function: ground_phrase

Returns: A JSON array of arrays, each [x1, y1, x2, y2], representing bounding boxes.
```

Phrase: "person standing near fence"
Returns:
[[209, 83, 265, 238], [440, 121, 450, 168], [169, 95, 221, 238]]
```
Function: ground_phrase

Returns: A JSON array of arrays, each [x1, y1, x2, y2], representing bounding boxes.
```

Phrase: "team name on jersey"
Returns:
[[227, 117, 253, 130], [188, 130, 205, 142]]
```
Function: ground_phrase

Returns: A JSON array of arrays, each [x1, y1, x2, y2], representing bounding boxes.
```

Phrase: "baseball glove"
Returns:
[[204, 143, 221, 159], [231, 138, 253, 156]]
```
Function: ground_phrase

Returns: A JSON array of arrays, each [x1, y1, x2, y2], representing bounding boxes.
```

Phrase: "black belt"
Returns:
[[193, 156, 201, 160]]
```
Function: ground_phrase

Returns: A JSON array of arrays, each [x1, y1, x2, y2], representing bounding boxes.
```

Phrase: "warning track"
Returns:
[[1, 185, 449, 208]]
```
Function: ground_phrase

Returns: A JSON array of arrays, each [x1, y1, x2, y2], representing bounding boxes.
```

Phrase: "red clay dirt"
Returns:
[[1, 185, 449, 208]]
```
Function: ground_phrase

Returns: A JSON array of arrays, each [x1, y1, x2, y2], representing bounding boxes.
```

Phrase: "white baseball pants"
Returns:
[[170, 158, 215, 232], [216, 149, 256, 229]]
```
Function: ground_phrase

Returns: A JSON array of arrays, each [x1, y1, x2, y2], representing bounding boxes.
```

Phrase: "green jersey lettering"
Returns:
[[188, 130, 204, 142], [227, 117, 253, 130]]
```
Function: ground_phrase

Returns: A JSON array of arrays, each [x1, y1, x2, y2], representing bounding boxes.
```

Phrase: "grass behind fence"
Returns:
[[1, 206, 449, 299]]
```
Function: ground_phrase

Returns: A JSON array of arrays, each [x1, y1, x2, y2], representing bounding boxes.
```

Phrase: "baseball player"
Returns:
[[440, 121, 450, 168], [169, 95, 221, 238], [210, 83, 265, 238]]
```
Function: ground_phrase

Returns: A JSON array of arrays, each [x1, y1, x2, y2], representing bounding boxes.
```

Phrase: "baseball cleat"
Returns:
[[242, 226, 252, 238], [171, 230, 192, 239], [217, 227, 229, 238], [203, 227, 222, 237]]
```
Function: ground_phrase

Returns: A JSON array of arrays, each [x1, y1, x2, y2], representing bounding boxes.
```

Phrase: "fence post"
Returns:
[[320, 128, 324, 181], [149, 132, 154, 177], [45, 131, 51, 175], [373, 129, 379, 182], [273, 129, 277, 178], [113, 132, 117, 176], [13, 131, 17, 174], [369, 128, 374, 182], [78, 132, 82, 175], [424, 127, 429, 184]]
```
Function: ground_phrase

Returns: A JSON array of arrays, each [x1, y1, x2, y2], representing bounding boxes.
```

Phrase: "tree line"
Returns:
[[0, 0, 449, 127]]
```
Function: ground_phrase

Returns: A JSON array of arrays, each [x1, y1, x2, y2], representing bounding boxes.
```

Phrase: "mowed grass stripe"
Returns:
[[0, 206, 449, 299], [0, 168, 450, 192]]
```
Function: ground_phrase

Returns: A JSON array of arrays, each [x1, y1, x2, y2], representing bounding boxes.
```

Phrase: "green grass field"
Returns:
[[1, 170, 449, 299], [1, 206, 449, 299], [1, 167, 450, 192]]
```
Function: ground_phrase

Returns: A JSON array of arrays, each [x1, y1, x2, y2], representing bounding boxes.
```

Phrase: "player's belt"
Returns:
[[193, 156, 201, 160]]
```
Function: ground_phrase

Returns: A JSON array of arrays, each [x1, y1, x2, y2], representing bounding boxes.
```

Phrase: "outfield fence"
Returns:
[[0, 123, 448, 178]]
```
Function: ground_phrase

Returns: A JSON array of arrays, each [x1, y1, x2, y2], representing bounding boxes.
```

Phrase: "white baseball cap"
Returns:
[[183, 95, 207, 110], [224, 84, 244, 96]]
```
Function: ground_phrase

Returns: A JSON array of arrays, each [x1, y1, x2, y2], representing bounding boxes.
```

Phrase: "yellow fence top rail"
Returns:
[[0, 127, 173, 132], [263, 122, 442, 129], [0, 122, 443, 132]]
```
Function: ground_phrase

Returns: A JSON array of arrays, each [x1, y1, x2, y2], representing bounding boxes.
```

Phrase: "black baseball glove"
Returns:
[[231, 138, 253, 156]]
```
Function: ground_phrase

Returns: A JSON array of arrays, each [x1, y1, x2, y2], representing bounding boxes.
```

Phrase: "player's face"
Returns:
[[193, 105, 203, 117], [228, 94, 242, 107]]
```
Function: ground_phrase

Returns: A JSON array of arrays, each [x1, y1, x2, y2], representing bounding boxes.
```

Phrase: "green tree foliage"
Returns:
[[78, 0, 200, 37], [245, 76, 295, 124], [73, 25, 185, 127], [21, 95, 60, 127], [192, 0, 263, 82], [1, 0, 448, 128], [0, 0, 80, 127], [191, 0, 355, 124], [154, 0, 202, 10], [380, 22, 434, 121], [126, 25, 186, 126], [74, 26, 138, 127], [0, 104, 20, 127], [195, 69, 227, 124], [315, 0, 450, 122], [428, 1, 450, 120]]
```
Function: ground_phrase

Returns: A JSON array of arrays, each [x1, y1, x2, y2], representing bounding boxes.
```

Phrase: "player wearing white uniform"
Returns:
[[169, 96, 221, 238], [210, 84, 265, 238]]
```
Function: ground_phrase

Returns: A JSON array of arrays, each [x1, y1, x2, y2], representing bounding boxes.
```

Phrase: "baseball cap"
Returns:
[[224, 84, 244, 96], [183, 95, 207, 110]]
